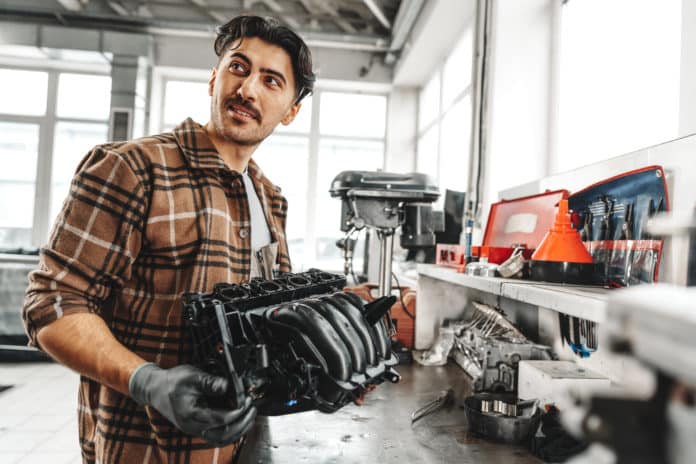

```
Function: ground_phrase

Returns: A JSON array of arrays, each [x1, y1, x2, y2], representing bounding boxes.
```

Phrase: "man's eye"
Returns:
[[229, 62, 246, 73], [266, 76, 281, 87]]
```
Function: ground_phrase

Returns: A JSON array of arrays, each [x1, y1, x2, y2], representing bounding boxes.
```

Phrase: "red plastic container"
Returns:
[[481, 190, 570, 264]]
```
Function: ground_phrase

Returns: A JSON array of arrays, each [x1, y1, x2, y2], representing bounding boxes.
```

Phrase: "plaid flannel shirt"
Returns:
[[22, 118, 291, 463]]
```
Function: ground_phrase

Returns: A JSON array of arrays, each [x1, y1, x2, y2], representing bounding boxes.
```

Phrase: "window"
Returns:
[[56, 73, 111, 120], [439, 96, 472, 192], [152, 68, 388, 273], [253, 135, 310, 263], [314, 92, 386, 272], [417, 125, 439, 180], [0, 123, 39, 248], [319, 92, 386, 138], [416, 26, 475, 198], [418, 73, 441, 132], [51, 122, 108, 221], [0, 69, 48, 116], [0, 66, 111, 249], [442, 30, 474, 106], [276, 96, 312, 134], [557, 0, 681, 172], [162, 80, 210, 128]]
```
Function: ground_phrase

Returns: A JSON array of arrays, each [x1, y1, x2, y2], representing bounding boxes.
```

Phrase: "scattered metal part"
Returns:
[[450, 302, 553, 392], [498, 246, 527, 278], [410, 388, 455, 424], [464, 393, 542, 445]]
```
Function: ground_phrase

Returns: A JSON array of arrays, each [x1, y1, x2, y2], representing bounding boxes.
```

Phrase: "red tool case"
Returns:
[[435, 190, 569, 269], [480, 189, 570, 264]]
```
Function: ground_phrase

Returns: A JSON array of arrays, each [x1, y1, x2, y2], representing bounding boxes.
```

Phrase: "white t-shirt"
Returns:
[[242, 169, 272, 251]]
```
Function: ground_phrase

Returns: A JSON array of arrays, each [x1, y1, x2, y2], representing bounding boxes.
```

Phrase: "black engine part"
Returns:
[[182, 269, 400, 416]]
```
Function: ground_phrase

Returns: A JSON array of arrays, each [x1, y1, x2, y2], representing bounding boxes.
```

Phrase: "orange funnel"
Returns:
[[531, 200, 592, 264]]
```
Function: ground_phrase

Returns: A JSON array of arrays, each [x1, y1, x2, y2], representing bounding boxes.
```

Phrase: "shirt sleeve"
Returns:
[[22, 146, 148, 348]]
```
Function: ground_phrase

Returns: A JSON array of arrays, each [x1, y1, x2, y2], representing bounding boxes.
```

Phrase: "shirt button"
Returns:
[[239, 228, 248, 239]]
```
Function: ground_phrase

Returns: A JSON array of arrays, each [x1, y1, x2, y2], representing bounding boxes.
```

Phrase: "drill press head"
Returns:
[[329, 170, 441, 246]]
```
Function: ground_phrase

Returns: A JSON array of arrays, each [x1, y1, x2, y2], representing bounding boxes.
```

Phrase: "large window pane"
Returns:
[[0, 122, 39, 248], [163, 80, 210, 127], [0, 69, 48, 116], [57, 73, 111, 120], [315, 139, 384, 271], [418, 72, 441, 132], [319, 92, 386, 138], [439, 96, 472, 192], [558, 0, 681, 172], [50, 122, 109, 221], [416, 124, 439, 180], [442, 29, 473, 107], [275, 95, 312, 134], [252, 135, 309, 264]]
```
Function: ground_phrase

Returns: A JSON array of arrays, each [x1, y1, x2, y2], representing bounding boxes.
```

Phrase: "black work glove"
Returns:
[[129, 363, 256, 446]]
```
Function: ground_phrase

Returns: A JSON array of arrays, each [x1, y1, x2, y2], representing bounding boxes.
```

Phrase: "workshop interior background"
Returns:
[[1, 1, 696, 463]]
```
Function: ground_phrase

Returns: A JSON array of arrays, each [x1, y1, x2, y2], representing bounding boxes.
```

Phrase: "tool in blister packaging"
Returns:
[[410, 388, 455, 424], [620, 202, 634, 240], [586, 239, 663, 286], [600, 196, 614, 241], [569, 166, 669, 286], [581, 208, 593, 242]]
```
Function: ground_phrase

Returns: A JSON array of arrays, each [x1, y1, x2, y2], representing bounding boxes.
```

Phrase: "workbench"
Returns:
[[237, 362, 542, 463]]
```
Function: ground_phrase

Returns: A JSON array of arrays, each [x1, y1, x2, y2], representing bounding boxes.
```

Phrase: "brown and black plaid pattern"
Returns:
[[22, 118, 291, 463]]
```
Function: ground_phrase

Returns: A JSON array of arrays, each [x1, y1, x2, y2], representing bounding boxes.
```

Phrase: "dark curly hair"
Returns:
[[214, 15, 316, 104]]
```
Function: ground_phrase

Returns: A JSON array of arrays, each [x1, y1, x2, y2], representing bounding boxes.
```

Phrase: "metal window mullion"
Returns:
[[0, 114, 43, 124], [315, 133, 385, 143], [32, 70, 59, 247], [435, 68, 444, 183], [303, 89, 322, 268], [55, 116, 110, 125], [382, 92, 389, 171]]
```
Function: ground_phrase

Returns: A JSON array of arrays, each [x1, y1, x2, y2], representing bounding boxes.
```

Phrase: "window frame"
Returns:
[[0, 62, 111, 248], [416, 28, 475, 194], [151, 67, 389, 271]]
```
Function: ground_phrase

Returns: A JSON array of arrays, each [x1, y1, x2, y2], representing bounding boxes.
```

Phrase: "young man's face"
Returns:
[[208, 37, 301, 146]]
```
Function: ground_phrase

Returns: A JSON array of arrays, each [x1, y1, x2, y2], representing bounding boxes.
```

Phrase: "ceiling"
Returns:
[[0, 0, 424, 53]]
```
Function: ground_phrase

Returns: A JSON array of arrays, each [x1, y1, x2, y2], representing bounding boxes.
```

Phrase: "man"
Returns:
[[22, 15, 315, 463]]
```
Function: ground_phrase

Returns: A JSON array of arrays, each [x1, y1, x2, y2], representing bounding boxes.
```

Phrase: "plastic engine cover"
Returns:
[[182, 269, 400, 416]]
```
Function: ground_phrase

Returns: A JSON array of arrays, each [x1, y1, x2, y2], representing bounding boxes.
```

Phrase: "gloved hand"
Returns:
[[129, 363, 256, 446]]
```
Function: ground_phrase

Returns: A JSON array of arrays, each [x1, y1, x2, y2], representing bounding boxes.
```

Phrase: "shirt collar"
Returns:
[[171, 118, 281, 192]]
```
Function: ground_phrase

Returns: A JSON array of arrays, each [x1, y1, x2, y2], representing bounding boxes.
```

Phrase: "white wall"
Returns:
[[679, 0, 696, 136]]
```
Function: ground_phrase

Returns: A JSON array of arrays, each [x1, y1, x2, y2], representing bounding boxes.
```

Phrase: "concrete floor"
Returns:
[[0, 361, 542, 464], [237, 362, 542, 464], [0, 362, 81, 464]]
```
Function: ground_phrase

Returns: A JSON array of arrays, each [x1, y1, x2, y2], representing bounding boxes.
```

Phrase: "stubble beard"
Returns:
[[211, 102, 272, 147]]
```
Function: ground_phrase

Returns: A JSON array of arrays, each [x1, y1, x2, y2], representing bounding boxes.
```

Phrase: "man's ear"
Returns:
[[208, 67, 217, 97], [281, 102, 302, 126]]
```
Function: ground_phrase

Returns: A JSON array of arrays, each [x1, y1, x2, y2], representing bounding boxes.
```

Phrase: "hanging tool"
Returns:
[[581, 208, 593, 242], [620, 202, 634, 240], [600, 196, 614, 241]]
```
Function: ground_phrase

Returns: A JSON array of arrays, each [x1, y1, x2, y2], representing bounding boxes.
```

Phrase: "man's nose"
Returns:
[[237, 73, 260, 101]]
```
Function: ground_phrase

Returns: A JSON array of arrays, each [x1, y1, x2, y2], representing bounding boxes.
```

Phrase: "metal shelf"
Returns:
[[417, 263, 610, 323]]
